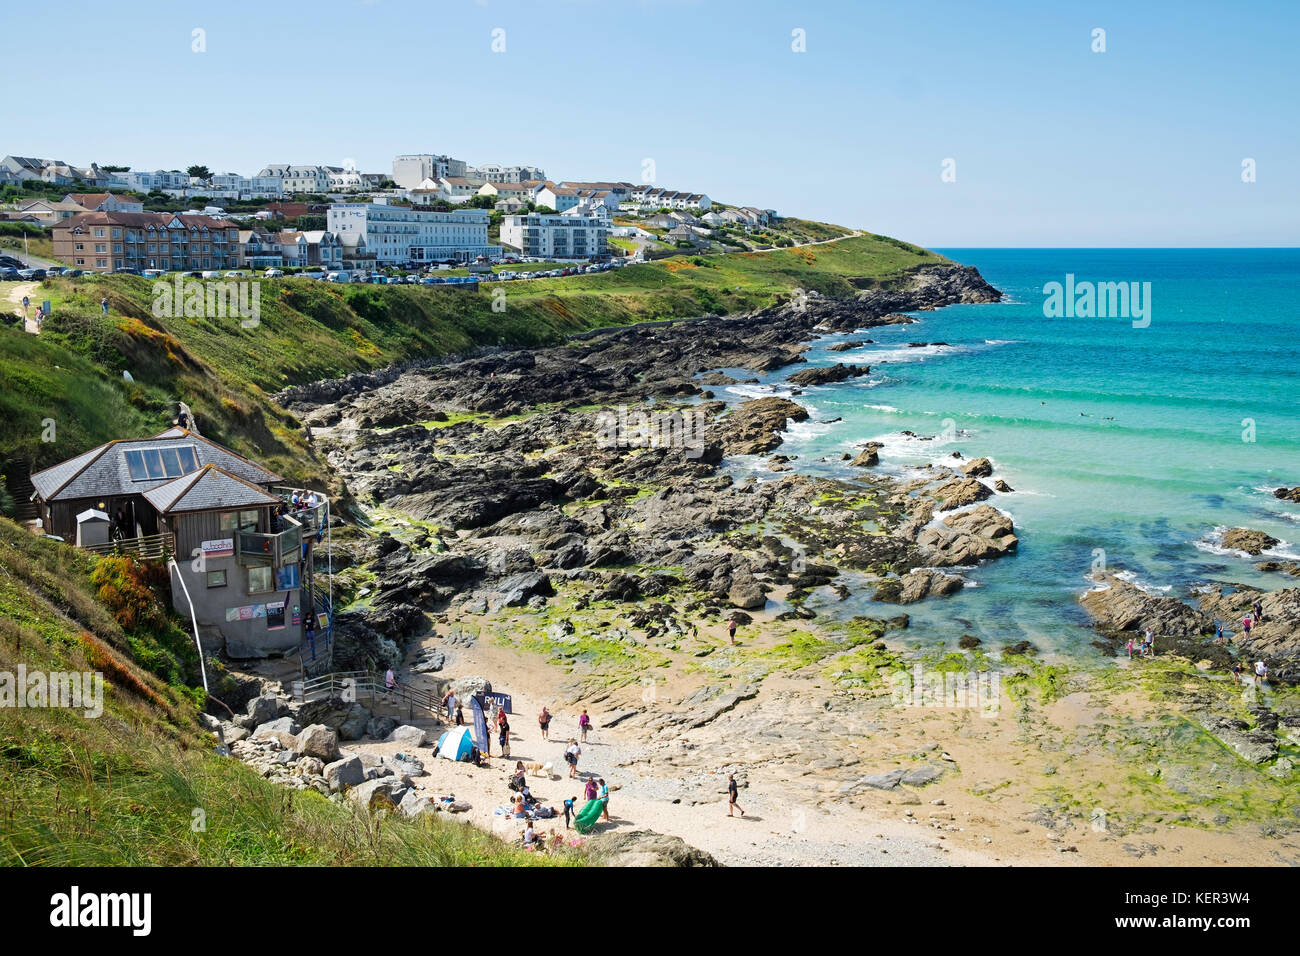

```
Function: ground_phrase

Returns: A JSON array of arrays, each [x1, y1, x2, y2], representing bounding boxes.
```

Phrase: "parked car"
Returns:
[[263, 268, 284, 278], [200, 270, 222, 279], [46, 266, 65, 276], [0, 267, 20, 280], [112, 267, 139, 275], [18, 268, 47, 279], [65, 269, 84, 277], [223, 270, 247, 278], [141, 269, 165, 278], [0, 255, 23, 268]]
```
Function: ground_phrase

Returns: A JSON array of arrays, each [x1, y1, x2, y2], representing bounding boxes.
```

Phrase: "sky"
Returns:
[[5, 0, 1297, 247]]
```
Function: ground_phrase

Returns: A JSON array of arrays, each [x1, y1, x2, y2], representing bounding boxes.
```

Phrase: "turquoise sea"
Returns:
[[728, 249, 1300, 657]]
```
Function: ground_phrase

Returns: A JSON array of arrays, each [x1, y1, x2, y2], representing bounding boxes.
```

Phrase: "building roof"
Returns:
[[142, 464, 280, 515], [31, 429, 281, 503], [53, 211, 235, 232]]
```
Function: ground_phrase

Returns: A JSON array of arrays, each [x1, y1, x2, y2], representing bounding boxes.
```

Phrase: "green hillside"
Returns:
[[0, 517, 575, 866], [2, 232, 941, 497]]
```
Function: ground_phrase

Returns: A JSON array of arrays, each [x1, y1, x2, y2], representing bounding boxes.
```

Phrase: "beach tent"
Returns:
[[436, 727, 476, 762], [573, 798, 604, 834]]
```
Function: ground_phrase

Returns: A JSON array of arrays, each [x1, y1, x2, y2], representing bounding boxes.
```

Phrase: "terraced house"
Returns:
[[53, 211, 241, 272]]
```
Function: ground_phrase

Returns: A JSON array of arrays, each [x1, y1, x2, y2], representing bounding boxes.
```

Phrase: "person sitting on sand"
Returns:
[[522, 822, 539, 848], [513, 793, 527, 818]]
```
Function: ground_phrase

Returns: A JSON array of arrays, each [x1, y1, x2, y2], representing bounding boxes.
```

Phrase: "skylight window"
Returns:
[[124, 445, 199, 481]]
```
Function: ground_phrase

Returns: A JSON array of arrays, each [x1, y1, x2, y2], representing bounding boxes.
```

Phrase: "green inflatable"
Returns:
[[573, 798, 604, 834]]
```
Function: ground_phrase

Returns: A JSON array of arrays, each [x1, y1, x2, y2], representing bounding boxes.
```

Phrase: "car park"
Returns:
[[0, 267, 20, 280]]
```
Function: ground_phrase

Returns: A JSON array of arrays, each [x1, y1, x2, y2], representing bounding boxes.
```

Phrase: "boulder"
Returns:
[[244, 693, 283, 727], [253, 716, 301, 737], [962, 457, 993, 478], [297, 757, 325, 775], [993, 479, 1014, 493], [916, 505, 1018, 567], [295, 724, 341, 762], [1273, 487, 1300, 503], [390, 755, 426, 777], [727, 570, 767, 610], [398, 789, 442, 818], [850, 444, 880, 468], [323, 755, 366, 791], [713, 397, 809, 456], [347, 775, 413, 812], [1079, 574, 1213, 637], [294, 697, 372, 742], [589, 829, 720, 867], [386, 725, 428, 747], [366, 716, 399, 740], [450, 676, 493, 699]]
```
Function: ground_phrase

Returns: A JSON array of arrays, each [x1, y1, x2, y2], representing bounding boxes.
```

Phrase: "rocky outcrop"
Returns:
[[1273, 487, 1300, 503], [873, 569, 965, 604], [1220, 528, 1280, 555], [785, 363, 870, 387], [962, 457, 993, 478], [933, 477, 993, 511], [1080, 575, 1212, 637], [916, 505, 1018, 567], [714, 397, 809, 455], [850, 443, 881, 467]]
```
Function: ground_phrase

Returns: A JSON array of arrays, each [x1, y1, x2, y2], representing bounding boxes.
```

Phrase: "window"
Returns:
[[94, 228, 105, 238], [219, 509, 260, 534], [124, 445, 199, 481], [248, 565, 273, 593], [206, 569, 227, 588]]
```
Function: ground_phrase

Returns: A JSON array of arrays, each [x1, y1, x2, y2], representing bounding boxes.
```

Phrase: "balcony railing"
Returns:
[[237, 519, 302, 566], [83, 532, 175, 560]]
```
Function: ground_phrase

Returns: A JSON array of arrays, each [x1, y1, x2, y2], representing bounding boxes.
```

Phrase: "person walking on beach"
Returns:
[[728, 773, 744, 817], [1126, 637, 1134, 660], [728, 614, 739, 645], [443, 689, 457, 722], [1254, 660, 1267, 687], [598, 778, 611, 823], [565, 739, 581, 778], [563, 796, 576, 829], [1243, 616, 1253, 640], [1253, 600, 1264, 624], [538, 705, 551, 741], [578, 708, 591, 742]]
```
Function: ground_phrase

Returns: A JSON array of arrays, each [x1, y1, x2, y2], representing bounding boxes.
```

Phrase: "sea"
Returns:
[[720, 248, 1300, 657]]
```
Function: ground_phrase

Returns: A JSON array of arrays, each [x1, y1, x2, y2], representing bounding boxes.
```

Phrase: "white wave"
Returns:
[[983, 339, 1019, 346], [858, 343, 965, 364], [724, 383, 796, 400], [864, 404, 900, 413], [785, 418, 835, 441]]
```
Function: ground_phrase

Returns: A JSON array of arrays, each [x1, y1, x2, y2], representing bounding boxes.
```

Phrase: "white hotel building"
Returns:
[[500, 207, 610, 260], [327, 202, 500, 264]]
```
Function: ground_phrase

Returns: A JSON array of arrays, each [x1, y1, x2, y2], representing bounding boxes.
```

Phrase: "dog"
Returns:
[[524, 761, 554, 778]]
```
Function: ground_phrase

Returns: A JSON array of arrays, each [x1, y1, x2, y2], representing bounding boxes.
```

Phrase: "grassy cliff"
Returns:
[[0, 517, 574, 866], [1, 232, 940, 498]]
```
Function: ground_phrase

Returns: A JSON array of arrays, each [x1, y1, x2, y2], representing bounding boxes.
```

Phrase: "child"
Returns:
[[563, 796, 576, 829]]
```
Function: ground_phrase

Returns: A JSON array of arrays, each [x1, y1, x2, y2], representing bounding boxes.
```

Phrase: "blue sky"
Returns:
[[5, 0, 1296, 246]]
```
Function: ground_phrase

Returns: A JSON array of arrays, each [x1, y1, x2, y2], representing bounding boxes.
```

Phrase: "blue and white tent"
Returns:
[[436, 727, 476, 761]]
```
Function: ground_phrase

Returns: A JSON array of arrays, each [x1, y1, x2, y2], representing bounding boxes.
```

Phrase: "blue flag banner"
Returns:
[[486, 691, 512, 714], [471, 696, 489, 754]]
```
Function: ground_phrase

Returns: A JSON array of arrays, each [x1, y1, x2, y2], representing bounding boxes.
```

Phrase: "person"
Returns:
[[34, 306, 43, 328], [1232, 661, 1244, 683], [522, 822, 539, 848], [728, 614, 738, 645], [598, 778, 610, 823], [565, 739, 581, 778], [290, 490, 301, 509], [584, 777, 598, 802], [1215, 624, 1225, 644], [21, 295, 29, 316], [101, 296, 109, 316], [1254, 660, 1267, 686], [579, 708, 591, 742], [1253, 600, 1264, 624], [443, 689, 458, 722], [499, 720, 511, 758], [1243, 616, 1253, 639], [303, 613, 316, 652], [384, 667, 396, 698], [563, 796, 576, 829], [177, 408, 189, 430], [513, 793, 527, 818], [538, 705, 551, 741], [728, 773, 744, 817], [1125, 637, 1133, 660], [455, 702, 464, 726]]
